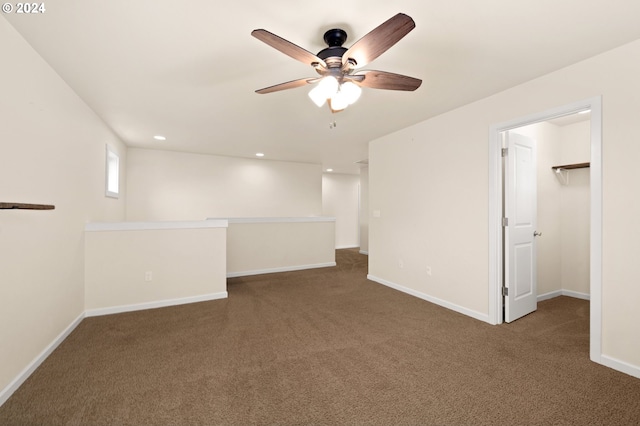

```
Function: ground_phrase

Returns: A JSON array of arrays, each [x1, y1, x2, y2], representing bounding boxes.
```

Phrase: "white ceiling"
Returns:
[[5, 1, 640, 174]]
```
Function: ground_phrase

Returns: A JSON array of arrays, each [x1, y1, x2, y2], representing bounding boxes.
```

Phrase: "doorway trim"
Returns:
[[488, 96, 602, 364]]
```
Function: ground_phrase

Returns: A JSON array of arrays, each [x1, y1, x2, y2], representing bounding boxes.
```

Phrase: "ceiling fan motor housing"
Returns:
[[317, 28, 348, 63]]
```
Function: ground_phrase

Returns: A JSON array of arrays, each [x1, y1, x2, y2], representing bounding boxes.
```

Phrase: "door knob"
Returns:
[[533, 231, 542, 237]]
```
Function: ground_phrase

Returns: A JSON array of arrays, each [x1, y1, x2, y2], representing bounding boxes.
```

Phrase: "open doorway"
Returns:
[[488, 97, 603, 363], [501, 113, 591, 322]]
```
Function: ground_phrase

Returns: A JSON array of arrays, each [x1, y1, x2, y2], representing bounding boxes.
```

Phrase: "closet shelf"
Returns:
[[0, 202, 55, 210], [551, 162, 590, 171]]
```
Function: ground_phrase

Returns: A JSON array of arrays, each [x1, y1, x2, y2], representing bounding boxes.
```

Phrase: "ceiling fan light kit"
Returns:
[[308, 77, 362, 110], [252, 13, 422, 113]]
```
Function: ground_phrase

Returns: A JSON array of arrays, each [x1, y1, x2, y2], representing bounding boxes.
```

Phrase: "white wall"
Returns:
[[559, 120, 590, 295], [369, 39, 640, 370], [85, 222, 227, 314], [126, 148, 323, 221], [0, 17, 127, 401], [225, 218, 336, 276], [322, 173, 360, 249]]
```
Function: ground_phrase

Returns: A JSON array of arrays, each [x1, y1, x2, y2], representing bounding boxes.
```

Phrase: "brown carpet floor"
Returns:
[[1, 248, 640, 425]]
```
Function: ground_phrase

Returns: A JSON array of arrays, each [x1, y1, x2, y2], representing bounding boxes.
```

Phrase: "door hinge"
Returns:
[[502, 217, 509, 227], [502, 287, 509, 297], [501, 147, 509, 157]]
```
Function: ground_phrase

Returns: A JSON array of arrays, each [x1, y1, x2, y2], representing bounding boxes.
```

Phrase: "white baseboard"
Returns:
[[336, 245, 359, 250], [537, 290, 562, 301], [367, 274, 489, 324], [359, 250, 369, 255], [0, 312, 84, 407], [561, 290, 590, 300], [600, 354, 640, 379], [538, 290, 591, 302], [227, 262, 336, 278], [85, 292, 228, 317]]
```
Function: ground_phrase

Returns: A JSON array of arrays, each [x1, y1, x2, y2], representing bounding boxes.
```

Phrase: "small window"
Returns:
[[105, 145, 120, 198]]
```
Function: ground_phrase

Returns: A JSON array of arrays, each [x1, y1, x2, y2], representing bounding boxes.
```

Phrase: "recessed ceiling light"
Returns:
[[153, 135, 166, 141], [256, 153, 265, 157], [326, 168, 333, 172]]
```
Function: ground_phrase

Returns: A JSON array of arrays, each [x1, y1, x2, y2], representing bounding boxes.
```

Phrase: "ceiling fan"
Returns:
[[251, 13, 422, 113]]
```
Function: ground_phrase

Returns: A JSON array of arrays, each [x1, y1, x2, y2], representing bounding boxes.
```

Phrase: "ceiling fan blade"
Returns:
[[252, 29, 327, 68], [342, 13, 415, 68], [255, 78, 315, 94], [353, 70, 422, 91]]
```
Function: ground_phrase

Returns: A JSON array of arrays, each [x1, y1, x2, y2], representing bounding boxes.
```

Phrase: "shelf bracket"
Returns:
[[553, 168, 569, 185]]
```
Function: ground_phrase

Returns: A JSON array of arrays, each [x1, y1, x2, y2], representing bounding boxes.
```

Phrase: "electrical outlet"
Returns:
[[144, 271, 153, 281], [426, 266, 432, 276]]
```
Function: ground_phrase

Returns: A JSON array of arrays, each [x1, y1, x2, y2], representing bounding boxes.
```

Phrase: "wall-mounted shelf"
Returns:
[[551, 162, 590, 185], [0, 202, 55, 210], [551, 162, 590, 171]]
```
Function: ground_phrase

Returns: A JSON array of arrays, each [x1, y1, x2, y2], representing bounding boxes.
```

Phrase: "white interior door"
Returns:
[[504, 131, 537, 322]]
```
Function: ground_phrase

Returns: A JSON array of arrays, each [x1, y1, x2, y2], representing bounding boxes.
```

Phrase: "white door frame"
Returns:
[[488, 96, 602, 364]]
